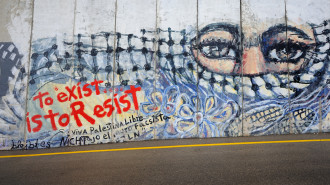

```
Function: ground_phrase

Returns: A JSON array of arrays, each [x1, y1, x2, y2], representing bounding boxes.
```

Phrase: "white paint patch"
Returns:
[[252, 76, 265, 86], [214, 74, 224, 81], [243, 86, 256, 98], [272, 87, 290, 98], [7, 44, 14, 52], [225, 85, 237, 95], [117, 0, 156, 35], [2, 51, 7, 59], [258, 86, 274, 99], [300, 74, 315, 83], [263, 74, 280, 87], [286, 0, 330, 25], [9, 53, 16, 61], [33, 0, 75, 40], [158, 0, 197, 30], [199, 0, 240, 27], [75, 0, 116, 35], [242, 77, 252, 86], [290, 83, 310, 89], [309, 62, 324, 73]]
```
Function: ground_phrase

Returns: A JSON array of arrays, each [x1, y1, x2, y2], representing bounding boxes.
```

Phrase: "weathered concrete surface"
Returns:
[[0, 133, 329, 185], [0, 0, 33, 150]]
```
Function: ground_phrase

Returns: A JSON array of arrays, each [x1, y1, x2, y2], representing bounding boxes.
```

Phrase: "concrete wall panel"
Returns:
[[67, 0, 117, 146], [113, 0, 157, 142], [155, 0, 198, 139], [26, 0, 75, 148], [286, 0, 330, 133], [0, 0, 33, 150], [241, 0, 289, 136], [197, 0, 242, 138]]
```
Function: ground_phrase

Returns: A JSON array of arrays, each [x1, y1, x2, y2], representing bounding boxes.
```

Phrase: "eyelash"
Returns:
[[198, 41, 237, 59]]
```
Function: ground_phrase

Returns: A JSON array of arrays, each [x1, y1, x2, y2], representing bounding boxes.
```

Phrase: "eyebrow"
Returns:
[[262, 24, 312, 40], [198, 23, 240, 41]]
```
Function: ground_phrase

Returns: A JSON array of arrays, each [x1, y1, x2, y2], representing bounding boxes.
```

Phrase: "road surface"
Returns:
[[0, 133, 329, 185]]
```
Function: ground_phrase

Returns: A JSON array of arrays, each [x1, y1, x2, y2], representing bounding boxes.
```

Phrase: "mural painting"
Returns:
[[0, 0, 329, 150]]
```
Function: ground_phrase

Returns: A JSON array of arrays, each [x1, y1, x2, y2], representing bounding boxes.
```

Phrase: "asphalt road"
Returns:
[[0, 133, 329, 185]]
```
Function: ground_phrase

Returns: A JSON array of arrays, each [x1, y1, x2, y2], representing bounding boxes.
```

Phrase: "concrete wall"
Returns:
[[0, 0, 329, 150]]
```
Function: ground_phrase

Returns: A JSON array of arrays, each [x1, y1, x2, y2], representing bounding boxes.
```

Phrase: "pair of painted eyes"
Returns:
[[198, 39, 310, 63]]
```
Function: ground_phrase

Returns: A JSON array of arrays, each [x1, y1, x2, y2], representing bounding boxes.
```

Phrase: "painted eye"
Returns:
[[199, 41, 236, 59], [265, 41, 309, 63]]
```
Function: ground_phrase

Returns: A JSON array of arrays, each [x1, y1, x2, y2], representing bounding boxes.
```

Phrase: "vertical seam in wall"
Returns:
[[23, 0, 35, 146], [240, 0, 244, 137], [111, 0, 118, 143], [284, 0, 291, 134], [319, 99, 322, 133], [153, 0, 158, 140], [68, 0, 77, 143], [196, 0, 199, 138]]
